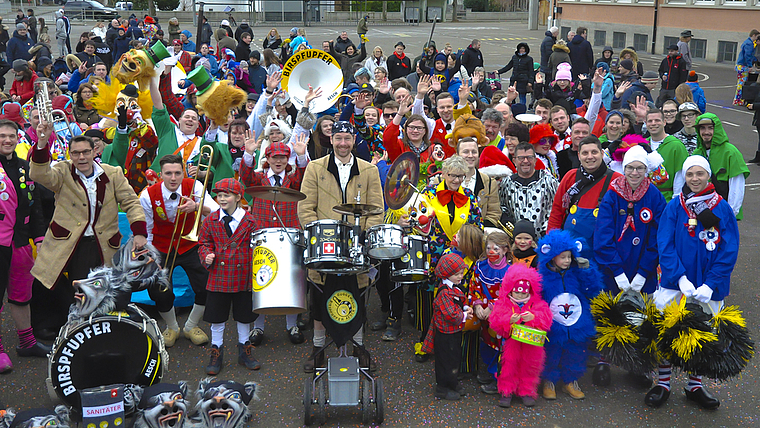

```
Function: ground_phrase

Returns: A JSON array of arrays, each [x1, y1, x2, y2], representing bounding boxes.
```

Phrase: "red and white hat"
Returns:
[[478, 145, 516, 179]]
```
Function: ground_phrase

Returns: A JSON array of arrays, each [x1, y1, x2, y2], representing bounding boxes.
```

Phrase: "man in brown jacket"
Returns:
[[29, 124, 147, 291], [298, 120, 383, 373]]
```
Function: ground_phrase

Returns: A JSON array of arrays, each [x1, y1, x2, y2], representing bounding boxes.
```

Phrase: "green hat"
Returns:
[[187, 66, 215, 96], [145, 40, 171, 66]]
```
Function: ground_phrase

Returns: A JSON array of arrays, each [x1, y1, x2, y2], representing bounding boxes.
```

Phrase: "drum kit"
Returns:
[[245, 152, 431, 316]]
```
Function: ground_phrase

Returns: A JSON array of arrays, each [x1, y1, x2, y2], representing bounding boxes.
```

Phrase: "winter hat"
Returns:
[[435, 253, 467, 279], [239, 60, 248, 68], [622, 145, 650, 172], [605, 110, 624, 124], [250, 50, 261, 61], [0, 102, 26, 128], [537, 229, 585, 263], [247, 92, 260, 102], [501, 263, 542, 296], [596, 61, 610, 74], [667, 44, 679, 52], [264, 118, 292, 141], [510, 103, 527, 116], [619, 59, 634, 72], [36, 56, 52, 70], [677, 102, 700, 120], [682, 155, 711, 176], [265, 141, 290, 158], [12, 59, 28, 72], [687, 70, 698, 82], [478, 145, 516, 178], [555, 62, 572, 81], [512, 219, 537, 241], [641, 71, 659, 85], [84, 128, 105, 141], [15, 22, 25, 31]]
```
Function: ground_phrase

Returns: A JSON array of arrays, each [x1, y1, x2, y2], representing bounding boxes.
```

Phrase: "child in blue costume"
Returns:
[[537, 229, 602, 400]]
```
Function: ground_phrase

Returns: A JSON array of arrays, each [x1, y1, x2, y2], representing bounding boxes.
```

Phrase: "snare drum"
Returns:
[[304, 220, 366, 273], [391, 235, 430, 282], [47, 304, 167, 410], [510, 324, 547, 346], [251, 227, 307, 315], [366, 224, 406, 260]]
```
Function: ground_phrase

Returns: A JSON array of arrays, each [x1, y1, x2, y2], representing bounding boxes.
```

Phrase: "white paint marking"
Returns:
[[745, 182, 760, 188], [706, 103, 754, 115], [722, 121, 740, 127]]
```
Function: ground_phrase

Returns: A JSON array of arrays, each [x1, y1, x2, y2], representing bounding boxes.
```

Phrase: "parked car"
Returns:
[[115, 2, 133, 10], [64, 0, 119, 19], [54, 0, 68, 5]]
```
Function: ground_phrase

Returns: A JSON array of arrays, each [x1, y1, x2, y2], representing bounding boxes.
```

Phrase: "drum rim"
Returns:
[[305, 219, 352, 228], [253, 226, 304, 236], [367, 224, 404, 232]]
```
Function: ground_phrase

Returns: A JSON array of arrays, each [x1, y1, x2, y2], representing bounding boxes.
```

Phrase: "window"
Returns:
[[561, 26, 571, 42], [633, 34, 648, 52], [691, 38, 707, 59], [594, 30, 607, 47], [663, 36, 679, 53], [717, 41, 738, 63], [613, 32, 626, 50]]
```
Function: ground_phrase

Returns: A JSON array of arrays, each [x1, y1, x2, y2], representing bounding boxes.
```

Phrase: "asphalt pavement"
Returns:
[[2, 19, 760, 428]]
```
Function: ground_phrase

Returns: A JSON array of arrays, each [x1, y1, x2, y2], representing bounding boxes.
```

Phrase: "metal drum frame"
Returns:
[[365, 224, 406, 260], [391, 235, 430, 283]]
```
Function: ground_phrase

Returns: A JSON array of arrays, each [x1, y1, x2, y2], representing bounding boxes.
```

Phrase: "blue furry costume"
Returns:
[[538, 230, 603, 384]]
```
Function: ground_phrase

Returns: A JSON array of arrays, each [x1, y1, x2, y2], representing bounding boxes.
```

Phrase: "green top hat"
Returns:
[[145, 40, 171, 66], [187, 66, 215, 96]]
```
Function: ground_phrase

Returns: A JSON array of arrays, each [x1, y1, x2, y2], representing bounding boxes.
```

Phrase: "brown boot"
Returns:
[[303, 346, 325, 373], [353, 344, 374, 372]]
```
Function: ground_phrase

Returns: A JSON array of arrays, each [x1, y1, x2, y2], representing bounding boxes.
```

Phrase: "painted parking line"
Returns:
[[723, 121, 740, 127], [745, 182, 760, 188], [706, 102, 754, 115]]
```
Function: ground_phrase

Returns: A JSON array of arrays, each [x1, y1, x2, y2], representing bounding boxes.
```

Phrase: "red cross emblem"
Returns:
[[323, 242, 335, 254]]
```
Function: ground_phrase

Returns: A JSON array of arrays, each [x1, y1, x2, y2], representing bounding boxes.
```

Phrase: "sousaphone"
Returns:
[[281, 49, 344, 113]]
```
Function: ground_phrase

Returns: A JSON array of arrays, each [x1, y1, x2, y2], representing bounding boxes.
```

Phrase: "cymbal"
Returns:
[[245, 185, 306, 202], [384, 152, 420, 210], [332, 203, 384, 216]]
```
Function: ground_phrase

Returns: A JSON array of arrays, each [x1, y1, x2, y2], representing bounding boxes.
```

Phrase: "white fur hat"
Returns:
[[264, 118, 292, 141]]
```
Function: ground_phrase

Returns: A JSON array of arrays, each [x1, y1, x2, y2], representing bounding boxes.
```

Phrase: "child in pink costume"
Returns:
[[489, 263, 552, 408]]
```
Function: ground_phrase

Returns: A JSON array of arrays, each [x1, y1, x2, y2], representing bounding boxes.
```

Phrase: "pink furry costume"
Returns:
[[489, 264, 553, 399]]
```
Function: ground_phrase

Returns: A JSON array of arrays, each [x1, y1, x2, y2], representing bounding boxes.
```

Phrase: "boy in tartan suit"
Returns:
[[239, 134, 309, 345], [198, 178, 261, 375]]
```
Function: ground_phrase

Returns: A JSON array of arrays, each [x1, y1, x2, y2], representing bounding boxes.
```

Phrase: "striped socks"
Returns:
[[657, 363, 672, 391], [687, 375, 703, 392], [17, 327, 36, 349]]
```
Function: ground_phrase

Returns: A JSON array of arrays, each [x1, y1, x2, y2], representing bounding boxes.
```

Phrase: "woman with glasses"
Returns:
[[591, 145, 666, 387], [73, 82, 99, 126], [384, 94, 433, 163], [661, 99, 682, 135]]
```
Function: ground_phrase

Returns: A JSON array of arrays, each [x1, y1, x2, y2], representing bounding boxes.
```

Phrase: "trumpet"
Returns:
[[35, 80, 75, 146], [165, 145, 215, 279]]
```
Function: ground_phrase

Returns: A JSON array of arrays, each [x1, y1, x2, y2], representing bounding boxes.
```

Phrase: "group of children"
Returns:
[[428, 220, 601, 407]]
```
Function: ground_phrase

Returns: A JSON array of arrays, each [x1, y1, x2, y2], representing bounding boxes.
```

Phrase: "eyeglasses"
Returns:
[[662, 110, 678, 115], [515, 155, 535, 162], [407, 125, 425, 132], [70, 149, 93, 158], [624, 165, 647, 173], [383, 112, 397, 118], [681, 112, 697, 119], [446, 173, 465, 181]]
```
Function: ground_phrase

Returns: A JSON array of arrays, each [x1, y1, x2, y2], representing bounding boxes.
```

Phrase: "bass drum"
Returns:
[[252, 227, 307, 315], [391, 235, 430, 283], [46, 304, 167, 410]]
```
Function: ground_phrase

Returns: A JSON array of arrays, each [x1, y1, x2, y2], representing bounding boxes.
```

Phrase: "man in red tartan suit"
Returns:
[[139, 154, 219, 348], [240, 134, 309, 345], [198, 178, 261, 375]]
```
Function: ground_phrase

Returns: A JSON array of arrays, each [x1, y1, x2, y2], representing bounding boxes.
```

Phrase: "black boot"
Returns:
[[685, 387, 720, 410], [748, 151, 760, 164], [381, 318, 402, 341], [370, 313, 388, 331], [353, 344, 374, 372], [644, 385, 670, 408], [16, 341, 51, 358], [592, 363, 611, 386], [303, 346, 325, 373]]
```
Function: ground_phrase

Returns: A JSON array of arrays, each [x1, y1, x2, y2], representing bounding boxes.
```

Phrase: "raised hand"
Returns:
[[506, 82, 518, 103], [431, 77, 441, 92], [354, 92, 372, 110], [592, 67, 604, 93], [458, 79, 471, 104], [293, 132, 308, 156], [78, 61, 87, 75], [266, 71, 282, 92], [416, 74, 431, 98], [633, 95, 648, 123], [534, 73, 544, 84], [36, 120, 54, 148], [397, 93, 414, 116], [471, 73, 481, 87], [305, 85, 323, 106], [615, 80, 631, 98], [244, 129, 259, 155], [377, 77, 391, 94]]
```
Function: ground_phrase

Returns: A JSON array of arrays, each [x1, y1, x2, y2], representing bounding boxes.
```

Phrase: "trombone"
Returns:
[[165, 145, 215, 281]]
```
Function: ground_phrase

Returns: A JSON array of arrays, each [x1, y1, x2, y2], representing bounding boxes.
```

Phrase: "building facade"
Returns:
[[554, 0, 760, 63]]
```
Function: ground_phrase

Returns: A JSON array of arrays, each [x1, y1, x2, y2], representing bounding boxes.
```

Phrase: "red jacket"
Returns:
[[11, 73, 38, 105], [239, 161, 306, 230], [198, 209, 256, 293], [420, 283, 467, 354], [384, 121, 434, 163], [547, 167, 621, 231]]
